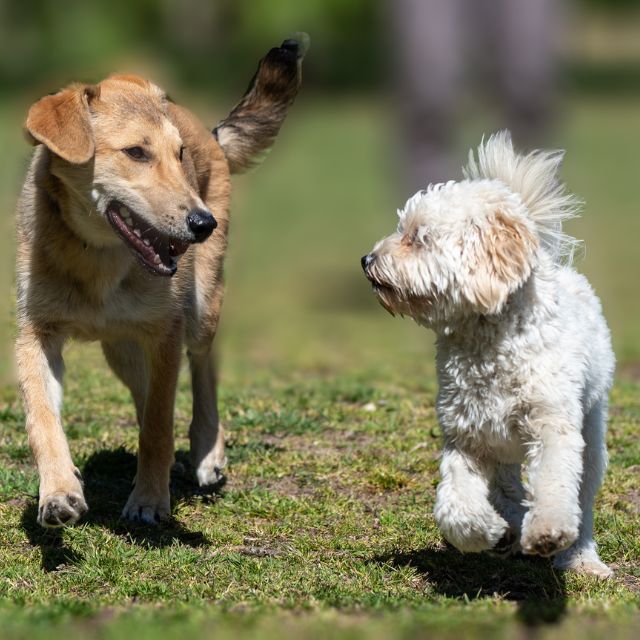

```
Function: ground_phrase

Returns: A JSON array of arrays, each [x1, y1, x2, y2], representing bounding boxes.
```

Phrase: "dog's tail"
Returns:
[[463, 130, 582, 264], [214, 33, 309, 174]]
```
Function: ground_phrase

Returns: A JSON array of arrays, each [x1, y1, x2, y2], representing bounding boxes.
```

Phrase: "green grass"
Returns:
[[0, 346, 638, 638], [1, 94, 640, 637]]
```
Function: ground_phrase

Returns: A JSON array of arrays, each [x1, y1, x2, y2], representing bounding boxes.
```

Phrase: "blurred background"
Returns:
[[1, 0, 640, 386]]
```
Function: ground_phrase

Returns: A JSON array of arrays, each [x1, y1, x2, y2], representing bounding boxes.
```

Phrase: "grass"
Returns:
[[0, 347, 638, 638], [1, 93, 639, 638]]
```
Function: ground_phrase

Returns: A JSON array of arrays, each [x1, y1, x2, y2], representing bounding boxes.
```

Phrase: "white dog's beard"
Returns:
[[372, 285, 445, 328]]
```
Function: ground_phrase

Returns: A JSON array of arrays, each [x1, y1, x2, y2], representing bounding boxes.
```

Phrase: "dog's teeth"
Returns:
[[143, 239, 150, 246], [134, 229, 141, 238], [153, 255, 161, 264], [119, 206, 133, 226]]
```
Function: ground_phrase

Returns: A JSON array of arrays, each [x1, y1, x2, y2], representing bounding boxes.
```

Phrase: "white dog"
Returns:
[[362, 132, 614, 578]]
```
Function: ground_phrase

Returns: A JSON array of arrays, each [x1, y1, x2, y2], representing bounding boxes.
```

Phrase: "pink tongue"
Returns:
[[110, 209, 164, 267]]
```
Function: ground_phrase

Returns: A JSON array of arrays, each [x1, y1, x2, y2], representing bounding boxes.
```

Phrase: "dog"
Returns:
[[16, 35, 307, 527], [362, 132, 614, 578]]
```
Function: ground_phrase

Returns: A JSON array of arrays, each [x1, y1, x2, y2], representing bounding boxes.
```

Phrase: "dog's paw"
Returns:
[[436, 505, 509, 553], [38, 491, 88, 528], [553, 547, 614, 579], [195, 457, 227, 487], [520, 510, 579, 557], [122, 489, 170, 525]]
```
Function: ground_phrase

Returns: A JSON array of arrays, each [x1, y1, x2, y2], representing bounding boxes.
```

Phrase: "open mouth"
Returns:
[[106, 201, 190, 277], [364, 272, 393, 295], [364, 276, 397, 316], [371, 282, 393, 294]]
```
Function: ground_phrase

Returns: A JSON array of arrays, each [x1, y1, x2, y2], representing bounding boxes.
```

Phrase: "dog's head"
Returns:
[[24, 36, 307, 277], [25, 76, 217, 276], [362, 180, 539, 328]]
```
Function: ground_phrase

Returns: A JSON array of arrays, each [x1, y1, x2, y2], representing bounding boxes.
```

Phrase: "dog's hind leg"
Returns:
[[16, 327, 87, 527], [434, 444, 509, 552], [489, 463, 526, 556], [102, 340, 148, 427], [553, 399, 613, 578], [121, 321, 183, 524], [188, 347, 226, 487]]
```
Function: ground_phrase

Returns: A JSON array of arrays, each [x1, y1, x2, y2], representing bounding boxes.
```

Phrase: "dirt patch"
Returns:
[[3, 496, 31, 508], [611, 563, 640, 592], [262, 475, 317, 499], [621, 490, 640, 514]]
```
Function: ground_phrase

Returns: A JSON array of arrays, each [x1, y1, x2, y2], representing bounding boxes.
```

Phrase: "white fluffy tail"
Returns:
[[463, 130, 582, 263]]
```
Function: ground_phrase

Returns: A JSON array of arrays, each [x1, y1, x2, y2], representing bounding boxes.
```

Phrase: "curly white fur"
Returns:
[[363, 131, 615, 578]]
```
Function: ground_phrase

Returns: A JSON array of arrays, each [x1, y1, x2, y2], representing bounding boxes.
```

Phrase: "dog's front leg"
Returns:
[[16, 326, 87, 527], [520, 418, 584, 557], [121, 323, 182, 524], [434, 444, 508, 552]]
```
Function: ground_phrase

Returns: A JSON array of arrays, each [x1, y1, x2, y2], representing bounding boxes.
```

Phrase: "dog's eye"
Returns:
[[179, 146, 184, 162], [123, 146, 148, 161]]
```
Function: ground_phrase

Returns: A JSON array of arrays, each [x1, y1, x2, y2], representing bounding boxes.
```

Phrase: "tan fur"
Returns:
[[465, 211, 538, 314], [15, 38, 304, 527], [26, 85, 97, 164]]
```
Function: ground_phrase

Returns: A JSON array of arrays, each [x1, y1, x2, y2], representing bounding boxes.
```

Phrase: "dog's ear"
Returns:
[[463, 211, 538, 314], [25, 84, 98, 164], [214, 34, 308, 174]]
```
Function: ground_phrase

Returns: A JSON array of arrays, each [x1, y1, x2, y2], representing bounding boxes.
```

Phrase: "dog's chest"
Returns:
[[73, 284, 175, 339], [436, 349, 530, 461], [29, 264, 178, 340]]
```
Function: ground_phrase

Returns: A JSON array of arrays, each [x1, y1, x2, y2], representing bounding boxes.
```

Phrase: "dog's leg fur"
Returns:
[[434, 445, 508, 552], [16, 327, 88, 527], [188, 348, 225, 486], [553, 399, 612, 577], [488, 463, 526, 555], [121, 320, 183, 524], [102, 340, 148, 427], [520, 416, 584, 557]]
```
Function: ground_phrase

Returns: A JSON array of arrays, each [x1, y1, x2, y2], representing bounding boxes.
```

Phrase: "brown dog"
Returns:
[[15, 37, 307, 527]]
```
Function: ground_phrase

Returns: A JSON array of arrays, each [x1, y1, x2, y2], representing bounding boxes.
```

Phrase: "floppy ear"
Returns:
[[25, 84, 97, 164], [463, 211, 538, 314], [214, 34, 308, 174]]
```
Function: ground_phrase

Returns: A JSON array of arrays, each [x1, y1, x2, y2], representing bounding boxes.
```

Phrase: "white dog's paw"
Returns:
[[436, 505, 509, 553], [553, 547, 614, 579], [520, 510, 579, 557], [122, 488, 170, 525], [195, 456, 227, 487]]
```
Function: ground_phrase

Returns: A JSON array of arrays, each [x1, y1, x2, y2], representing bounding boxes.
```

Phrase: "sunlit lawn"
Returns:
[[0, 92, 639, 638]]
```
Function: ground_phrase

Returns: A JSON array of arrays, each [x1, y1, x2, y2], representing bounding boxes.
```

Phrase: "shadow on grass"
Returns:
[[20, 505, 85, 572], [375, 546, 566, 627], [21, 447, 225, 571]]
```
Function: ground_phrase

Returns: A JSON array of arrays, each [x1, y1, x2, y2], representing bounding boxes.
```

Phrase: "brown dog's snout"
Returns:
[[187, 208, 217, 243]]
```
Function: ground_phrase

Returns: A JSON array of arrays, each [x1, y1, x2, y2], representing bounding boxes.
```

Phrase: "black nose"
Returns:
[[280, 39, 300, 54], [361, 254, 375, 271], [186, 208, 217, 243]]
